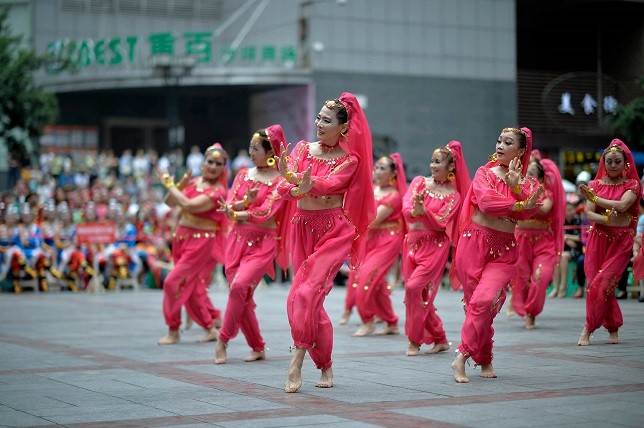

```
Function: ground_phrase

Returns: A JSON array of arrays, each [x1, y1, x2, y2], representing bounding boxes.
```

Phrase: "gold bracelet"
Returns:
[[243, 195, 250, 207], [587, 188, 599, 203], [604, 209, 611, 225], [511, 184, 521, 194], [285, 171, 299, 184], [292, 187, 301, 197], [162, 173, 176, 189], [514, 201, 524, 212], [231, 211, 238, 221]]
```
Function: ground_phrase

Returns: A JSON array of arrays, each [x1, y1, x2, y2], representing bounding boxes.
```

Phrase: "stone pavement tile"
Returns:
[[215, 414, 381, 427], [41, 403, 180, 425], [2, 286, 644, 428], [0, 404, 53, 427]]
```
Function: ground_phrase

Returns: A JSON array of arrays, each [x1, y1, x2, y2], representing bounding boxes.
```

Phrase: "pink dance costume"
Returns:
[[511, 157, 565, 318], [354, 153, 407, 328], [403, 141, 470, 348], [219, 125, 292, 352], [279, 92, 375, 370], [454, 128, 540, 366], [162, 181, 227, 331], [584, 139, 640, 335]]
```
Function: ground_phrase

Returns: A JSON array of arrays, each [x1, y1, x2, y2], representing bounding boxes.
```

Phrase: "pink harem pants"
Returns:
[[219, 224, 278, 351], [354, 228, 402, 326], [402, 229, 450, 346], [584, 225, 633, 333], [163, 226, 219, 331], [287, 207, 354, 370], [511, 229, 556, 318], [454, 222, 518, 365]]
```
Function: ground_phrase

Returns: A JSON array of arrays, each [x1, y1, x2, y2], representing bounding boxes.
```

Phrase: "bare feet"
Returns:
[[214, 340, 227, 364], [213, 318, 223, 329], [451, 353, 469, 383], [339, 310, 351, 325], [425, 342, 450, 354], [375, 325, 399, 335], [480, 363, 497, 379], [572, 288, 583, 298], [352, 322, 375, 337], [406, 342, 420, 356], [157, 330, 180, 345], [316, 367, 333, 388], [285, 347, 305, 393], [578, 327, 591, 346], [244, 350, 266, 362], [197, 327, 219, 343], [524, 315, 535, 330], [607, 331, 618, 344], [557, 288, 567, 298], [506, 306, 516, 317]]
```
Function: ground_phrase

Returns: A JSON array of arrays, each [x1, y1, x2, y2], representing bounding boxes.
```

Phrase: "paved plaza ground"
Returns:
[[1, 282, 643, 427]]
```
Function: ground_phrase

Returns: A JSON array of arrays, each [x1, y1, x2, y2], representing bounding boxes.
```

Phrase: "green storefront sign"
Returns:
[[45, 31, 297, 74]]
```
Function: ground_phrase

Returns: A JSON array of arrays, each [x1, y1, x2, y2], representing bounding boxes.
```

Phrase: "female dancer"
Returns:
[[451, 127, 542, 383], [214, 125, 292, 364], [351, 153, 407, 337], [577, 139, 640, 346], [277, 93, 375, 393], [402, 141, 470, 355], [156, 144, 228, 345], [511, 156, 565, 329]]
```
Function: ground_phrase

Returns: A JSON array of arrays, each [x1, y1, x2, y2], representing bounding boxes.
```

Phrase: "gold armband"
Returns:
[[514, 201, 525, 212]]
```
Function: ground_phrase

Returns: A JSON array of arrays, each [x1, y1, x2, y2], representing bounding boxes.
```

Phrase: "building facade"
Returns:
[[2, 0, 642, 182]]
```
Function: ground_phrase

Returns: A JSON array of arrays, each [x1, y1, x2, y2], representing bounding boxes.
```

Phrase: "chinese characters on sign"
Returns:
[[45, 31, 297, 74], [558, 92, 619, 116]]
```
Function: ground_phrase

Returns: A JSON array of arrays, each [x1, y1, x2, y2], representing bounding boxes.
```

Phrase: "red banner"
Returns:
[[76, 222, 116, 244]]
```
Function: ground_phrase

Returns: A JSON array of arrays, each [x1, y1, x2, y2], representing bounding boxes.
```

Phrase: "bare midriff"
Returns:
[[297, 194, 343, 210], [408, 221, 429, 231], [516, 218, 549, 230], [472, 210, 517, 234], [179, 212, 218, 231]]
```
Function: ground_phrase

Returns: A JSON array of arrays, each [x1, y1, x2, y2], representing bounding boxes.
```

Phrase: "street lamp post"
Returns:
[[298, 0, 347, 69], [152, 55, 196, 150]]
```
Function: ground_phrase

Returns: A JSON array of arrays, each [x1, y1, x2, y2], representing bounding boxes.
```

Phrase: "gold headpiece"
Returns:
[[603, 144, 623, 155], [502, 127, 525, 136]]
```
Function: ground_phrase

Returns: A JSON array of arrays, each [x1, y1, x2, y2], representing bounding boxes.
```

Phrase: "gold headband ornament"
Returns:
[[603, 145, 623, 155]]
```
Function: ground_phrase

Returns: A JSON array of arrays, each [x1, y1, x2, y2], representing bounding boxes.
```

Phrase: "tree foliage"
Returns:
[[605, 78, 644, 150], [0, 5, 59, 167]]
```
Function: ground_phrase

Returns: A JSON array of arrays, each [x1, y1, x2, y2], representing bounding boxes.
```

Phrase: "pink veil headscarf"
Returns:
[[540, 157, 566, 259], [337, 92, 376, 266], [264, 124, 293, 272], [445, 140, 471, 245], [594, 138, 641, 226], [265, 124, 285, 158], [388, 152, 407, 196]]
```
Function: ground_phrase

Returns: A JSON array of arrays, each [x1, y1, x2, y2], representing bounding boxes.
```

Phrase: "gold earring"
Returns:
[[447, 171, 455, 181], [389, 177, 396, 186], [488, 153, 497, 162], [266, 157, 276, 167]]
